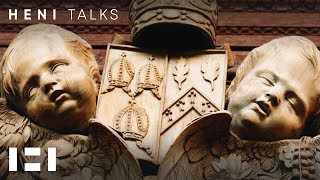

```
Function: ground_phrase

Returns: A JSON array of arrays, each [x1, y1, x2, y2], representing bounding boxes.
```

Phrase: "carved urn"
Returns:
[[129, 0, 218, 48]]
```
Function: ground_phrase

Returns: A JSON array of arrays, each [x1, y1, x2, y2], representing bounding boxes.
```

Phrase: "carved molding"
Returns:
[[1, 25, 320, 37], [217, 26, 320, 36], [129, 0, 218, 47], [217, 0, 320, 12], [0, 24, 131, 34], [1, 0, 319, 12]]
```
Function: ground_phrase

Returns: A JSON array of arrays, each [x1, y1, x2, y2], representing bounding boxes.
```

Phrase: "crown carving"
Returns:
[[108, 52, 135, 91], [129, 0, 218, 48], [114, 101, 149, 141], [136, 58, 163, 98]]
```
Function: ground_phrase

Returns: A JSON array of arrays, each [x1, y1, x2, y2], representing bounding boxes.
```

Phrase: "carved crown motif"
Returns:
[[138, 57, 163, 89], [108, 53, 135, 90], [114, 101, 149, 141], [129, 0, 218, 48]]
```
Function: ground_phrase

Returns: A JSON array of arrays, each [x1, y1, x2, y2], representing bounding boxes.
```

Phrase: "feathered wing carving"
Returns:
[[158, 111, 320, 180], [0, 98, 31, 178], [0, 98, 142, 180]]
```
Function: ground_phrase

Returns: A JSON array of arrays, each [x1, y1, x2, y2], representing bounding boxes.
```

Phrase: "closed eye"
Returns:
[[28, 87, 38, 99], [260, 76, 274, 86], [285, 91, 306, 118], [51, 63, 66, 73]]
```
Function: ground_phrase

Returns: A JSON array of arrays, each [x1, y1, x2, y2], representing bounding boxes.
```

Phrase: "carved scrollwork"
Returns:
[[102, 52, 135, 94]]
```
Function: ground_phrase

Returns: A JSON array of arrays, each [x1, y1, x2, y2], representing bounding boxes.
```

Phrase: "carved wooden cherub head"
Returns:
[[226, 36, 320, 141], [0, 24, 100, 133]]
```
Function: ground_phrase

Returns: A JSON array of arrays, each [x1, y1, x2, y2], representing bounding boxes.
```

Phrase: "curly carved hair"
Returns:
[[0, 24, 100, 108]]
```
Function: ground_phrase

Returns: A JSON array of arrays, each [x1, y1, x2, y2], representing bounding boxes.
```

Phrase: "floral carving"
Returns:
[[172, 57, 189, 90], [201, 59, 219, 91], [209, 154, 253, 179], [279, 141, 316, 179]]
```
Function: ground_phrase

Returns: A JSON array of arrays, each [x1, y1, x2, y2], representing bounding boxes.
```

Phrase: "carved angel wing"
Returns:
[[157, 111, 305, 180], [16, 119, 143, 180], [0, 97, 142, 179], [0, 98, 31, 179]]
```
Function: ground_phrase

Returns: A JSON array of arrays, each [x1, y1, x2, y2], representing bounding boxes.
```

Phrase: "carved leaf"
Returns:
[[172, 57, 189, 90], [201, 59, 219, 91]]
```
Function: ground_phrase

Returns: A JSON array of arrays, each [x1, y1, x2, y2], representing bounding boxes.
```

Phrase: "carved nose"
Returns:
[[44, 81, 57, 94], [266, 93, 280, 106]]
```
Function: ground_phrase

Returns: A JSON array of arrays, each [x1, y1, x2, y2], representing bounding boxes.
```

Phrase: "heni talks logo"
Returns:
[[9, 147, 56, 172]]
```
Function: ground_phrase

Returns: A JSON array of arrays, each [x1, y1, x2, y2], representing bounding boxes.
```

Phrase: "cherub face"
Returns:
[[13, 37, 97, 132], [228, 49, 318, 141]]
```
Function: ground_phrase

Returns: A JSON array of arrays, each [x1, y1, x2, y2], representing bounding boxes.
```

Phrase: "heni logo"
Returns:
[[9, 147, 56, 172]]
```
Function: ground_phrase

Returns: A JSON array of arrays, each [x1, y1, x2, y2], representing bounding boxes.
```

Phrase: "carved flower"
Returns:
[[210, 154, 253, 180], [278, 143, 296, 168]]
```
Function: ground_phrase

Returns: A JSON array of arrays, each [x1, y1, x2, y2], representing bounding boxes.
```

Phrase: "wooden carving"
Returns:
[[97, 44, 167, 163], [0, 99, 142, 180], [159, 51, 228, 162], [129, 0, 218, 47], [114, 101, 149, 141], [161, 87, 219, 133], [0, 24, 142, 179], [172, 57, 189, 90], [103, 52, 135, 93], [158, 111, 320, 180], [136, 56, 163, 99], [201, 59, 220, 91], [96, 45, 228, 164], [158, 36, 320, 179]]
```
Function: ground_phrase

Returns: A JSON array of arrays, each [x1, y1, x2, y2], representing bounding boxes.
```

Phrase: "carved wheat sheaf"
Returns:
[[201, 59, 219, 91], [172, 57, 189, 90]]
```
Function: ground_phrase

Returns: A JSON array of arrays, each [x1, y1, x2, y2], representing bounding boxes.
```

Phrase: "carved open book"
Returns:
[[96, 44, 229, 164]]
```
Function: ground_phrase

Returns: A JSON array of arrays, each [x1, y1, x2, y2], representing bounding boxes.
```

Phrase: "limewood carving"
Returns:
[[172, 57, 189, 90], [158, 36, 320, 180], [158, 111, 320, 180], [0, 24, 142, 179], [136, 56, 163, 99], [96, 45, 167, 163], [129, 0, 218, 47], [96, 44, 228, 164], [0, 104, 142, 180], [201, 59, 220, 91], [103, 52, 135, 93]]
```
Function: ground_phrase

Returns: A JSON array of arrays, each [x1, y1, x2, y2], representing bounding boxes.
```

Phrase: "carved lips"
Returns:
[[255, 101, 270, 117], [50, 90, 69, 104]]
